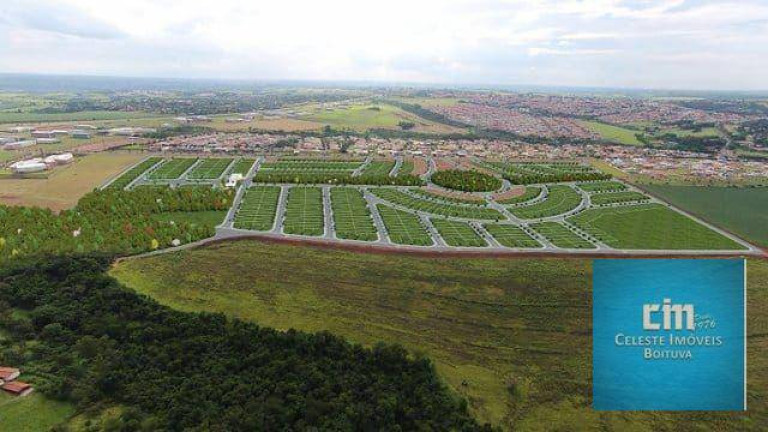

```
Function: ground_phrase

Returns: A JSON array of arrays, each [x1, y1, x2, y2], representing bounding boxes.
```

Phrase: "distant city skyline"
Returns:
[[1, 0, 768, 91]]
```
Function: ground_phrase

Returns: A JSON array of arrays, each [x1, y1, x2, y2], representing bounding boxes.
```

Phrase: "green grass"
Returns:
[[568, 204, 746, 250], [371, 188, 503, 220], [330, 187, 378, 241], [185, 158, 233, 180], [110, 240, 768, 430], [483, 224, 541, 248], [105, 157, 163, 190], [643, 185, 768, 248], [234, 186, 281, 231], [509, 185, 582, 219], [530, 222, 596, 249], [376, 204, 433, 246], [0, 110, 157, 123], [495, 187, 542, 205], [577, 120, 643, 146], [589, 191, 649, 205], [430, 219, 487, 247], [576, 181, 627, 193], [146, 158, 197, 180], [0, 392, 74, 431], [303, 104, 414, 129], [282, 187, 324, 236], [230, 158, 255, 176], [360, 161, 396, 176]]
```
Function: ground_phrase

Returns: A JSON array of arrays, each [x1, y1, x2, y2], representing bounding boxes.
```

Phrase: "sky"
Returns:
[[1, 0, 767, 91]]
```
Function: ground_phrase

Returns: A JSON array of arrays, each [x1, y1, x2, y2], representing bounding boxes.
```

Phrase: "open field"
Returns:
[[376, 204, 433, 246], [301, 103, 464, 133], [430, 218, 487, 247], [589, 191, 649, 205], [643, 185, 768, 248], [110, 240, 768, 430], [0, 152, 144, 210], [509, 185, 582, 219], [576, 181, 627, 193], [568, 204, 746, 250], [577, 120, 643, 146], [330, 187, 377, 241], [282, 187, 324, 236], [0, 110, 158, 123], [229, 158, 255, 176], [0, 392, 75, 431], [360, 160, 395, 176], [105, 156, 163, 189]]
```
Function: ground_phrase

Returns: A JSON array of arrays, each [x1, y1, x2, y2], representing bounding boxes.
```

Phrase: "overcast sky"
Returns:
[[1, 0, 767, 90]]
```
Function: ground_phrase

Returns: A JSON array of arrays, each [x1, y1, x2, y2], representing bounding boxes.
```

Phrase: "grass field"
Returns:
[[483, 224, 541, 248], [643, 185, 768, 248], [229, 158, 255, 176], [530, 222, 596, 249], [376, 204, 433, 246], [576, 181, 627, 193], [302, 103, 463, 133], [578, 120, 643, 146], [496, 186, 542, 205], [0, 110, 157, 123], [0, 392, 75, 431], [568, 204, 746, 250], [509, 185, 582, 219], [372, 188, 503, 220], [589, 191, 649, 205], [430, 218, 487, 247], [234, 186, 281, 231], [330, 187, 378, 241], [146, 158, 197, 180], [0, 152, 144, 210], [106, 157, 163, 189], [282, 187, 324, 236], [110, 240, 768, 430], [360, 160, 395, 176], [185, 158, 233, 179]]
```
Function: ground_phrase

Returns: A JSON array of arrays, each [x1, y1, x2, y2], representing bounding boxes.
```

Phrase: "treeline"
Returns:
[[668, 136, 727, 153], [0, 187, 231, 261], [144, 125, 213, 140], [504, 172, 612, 185], [252, 172, 425, 186], [0, 255, 489, 431]]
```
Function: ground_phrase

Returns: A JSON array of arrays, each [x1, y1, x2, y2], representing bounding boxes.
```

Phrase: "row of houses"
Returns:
[[0, 367, 32, 397]]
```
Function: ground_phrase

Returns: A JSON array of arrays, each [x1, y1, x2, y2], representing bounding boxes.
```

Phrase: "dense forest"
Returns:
[[0, 255, 489, 431], [0, 187, 231, 261]]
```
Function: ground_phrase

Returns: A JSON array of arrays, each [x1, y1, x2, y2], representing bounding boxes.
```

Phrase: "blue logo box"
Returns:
[[593, 259, 746, 411]]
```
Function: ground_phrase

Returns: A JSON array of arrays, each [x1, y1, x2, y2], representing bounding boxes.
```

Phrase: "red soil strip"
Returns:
[[491, 186, 526, 201], [411, 157, 428, 176]]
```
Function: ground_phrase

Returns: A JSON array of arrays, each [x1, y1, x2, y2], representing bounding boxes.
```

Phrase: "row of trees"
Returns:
[[0, 187, 232, 261], [252, 172, 425, 186], [0, 255, 489, 431]]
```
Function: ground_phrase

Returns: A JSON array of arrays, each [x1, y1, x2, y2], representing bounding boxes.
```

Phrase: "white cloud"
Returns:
[[0, 0, 766, 90]]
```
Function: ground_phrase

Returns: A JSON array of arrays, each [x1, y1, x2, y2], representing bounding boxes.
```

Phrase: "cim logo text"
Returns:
[[643, 298, 694, 331]]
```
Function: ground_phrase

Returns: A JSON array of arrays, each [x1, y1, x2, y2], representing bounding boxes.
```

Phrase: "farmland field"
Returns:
[[642, 185, 768, 248], [509, 185, 582, 219], [331, 187, 377, 241], [376, 204, 433, 246], [233, 186, 281, 231], [0, 392, 75, 432], [410, 188, 487, 204], [483, 224, 541, 248], [282, 187, 324, 236], [371, 188, 503, 220], [530, 222, 596, 249], [110, 241, 768, 430], [186, 158, 233, 179], [568, 204, 746, 250], [589, 191, 649, 205], [430, 219, 487, 247], [146, 158, 197, 180]]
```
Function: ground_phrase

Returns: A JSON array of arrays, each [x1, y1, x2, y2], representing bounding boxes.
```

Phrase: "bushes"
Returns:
[[252, 171, 424, 186], [430, 170, 502, 192]]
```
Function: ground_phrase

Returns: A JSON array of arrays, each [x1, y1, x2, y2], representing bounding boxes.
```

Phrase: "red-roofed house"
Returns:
[[2, 381, 33, 397], [0, 367, 20, 384]]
